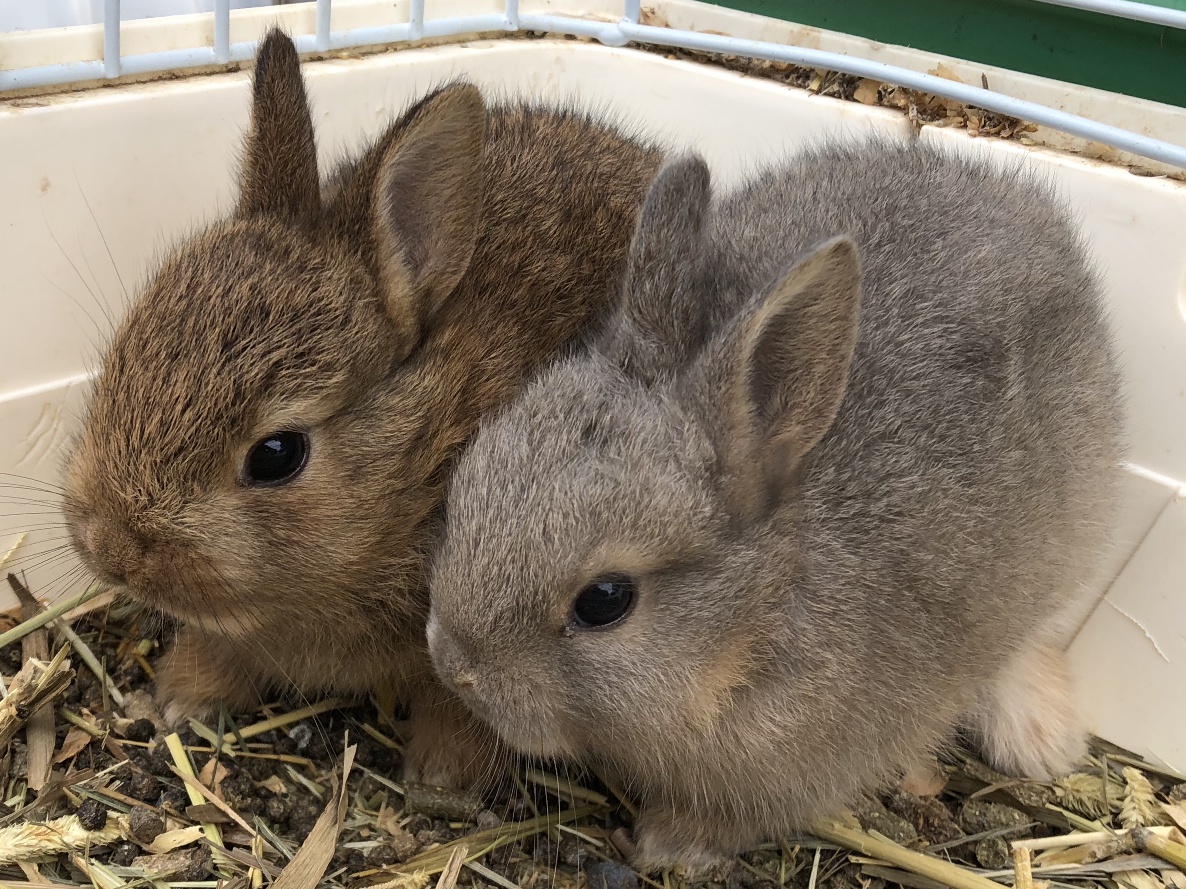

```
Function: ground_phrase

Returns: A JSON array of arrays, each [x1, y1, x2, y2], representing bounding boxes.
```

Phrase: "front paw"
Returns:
[[402, 690, 510, 792], [899, 756, 947, 797], [631, 806, 734, 877], [155, 630, 265, 728], [968, 640, 1086, 781]]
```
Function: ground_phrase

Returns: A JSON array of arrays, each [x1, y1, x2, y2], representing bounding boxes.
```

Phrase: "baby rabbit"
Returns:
[[427, 142, 1124, 867], [61, 29, 662, 790]]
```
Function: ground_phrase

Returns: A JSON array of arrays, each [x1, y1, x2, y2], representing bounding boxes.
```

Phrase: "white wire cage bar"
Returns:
[[2, 0, 1186, 171], [1031, 0, 1186, 29]]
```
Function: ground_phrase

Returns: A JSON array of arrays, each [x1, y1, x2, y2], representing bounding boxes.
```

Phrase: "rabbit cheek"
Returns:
[[124, 503, 268, 634], [680, 652, 752, 733]]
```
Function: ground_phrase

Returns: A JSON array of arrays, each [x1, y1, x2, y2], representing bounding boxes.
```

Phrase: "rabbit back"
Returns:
[[705, 139, 1123, 721]]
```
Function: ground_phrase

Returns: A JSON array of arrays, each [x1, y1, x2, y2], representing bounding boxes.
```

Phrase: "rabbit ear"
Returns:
[[602, 154, 712, 385], [372, 83, 487, 361], [237, 30, 321, 224], [723, 236, 862, 522]]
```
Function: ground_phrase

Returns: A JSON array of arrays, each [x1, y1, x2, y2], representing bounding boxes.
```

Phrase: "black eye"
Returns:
[[571, 575, 636, 630], [245, 431, 308, 486]]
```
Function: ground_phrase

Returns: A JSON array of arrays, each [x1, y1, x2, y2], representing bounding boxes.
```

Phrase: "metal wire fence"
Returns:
[[1, 0, 1185, 169]]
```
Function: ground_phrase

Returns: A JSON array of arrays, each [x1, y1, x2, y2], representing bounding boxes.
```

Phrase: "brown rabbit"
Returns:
[[61, 29, 663, 789], [427, 144, 1124, 866]]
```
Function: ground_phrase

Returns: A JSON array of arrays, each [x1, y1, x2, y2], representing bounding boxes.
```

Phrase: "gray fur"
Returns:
[[427, 140, 1125, 869]]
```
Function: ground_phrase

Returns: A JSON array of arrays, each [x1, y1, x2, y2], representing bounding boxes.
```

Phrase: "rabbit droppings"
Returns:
[[61, 30, 663, 790], [427, 144, 1124, 867]]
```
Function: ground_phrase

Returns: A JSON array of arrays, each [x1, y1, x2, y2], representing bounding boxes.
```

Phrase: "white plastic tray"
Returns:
[[1, 31, 1183, 771]]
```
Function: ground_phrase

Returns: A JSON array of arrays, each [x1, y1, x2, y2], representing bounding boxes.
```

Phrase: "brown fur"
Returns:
[[61, 29, 663, 789]]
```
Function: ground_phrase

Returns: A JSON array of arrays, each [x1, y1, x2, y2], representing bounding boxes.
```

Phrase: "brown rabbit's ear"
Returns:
[[372, 84, 487, 361], [603, 154, 712, 385], [723, 236, 862, 522], [237, 29, 320, 224]]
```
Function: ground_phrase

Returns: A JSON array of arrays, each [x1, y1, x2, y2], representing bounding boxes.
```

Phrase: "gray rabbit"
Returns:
[[427, 140, 1124, 870]]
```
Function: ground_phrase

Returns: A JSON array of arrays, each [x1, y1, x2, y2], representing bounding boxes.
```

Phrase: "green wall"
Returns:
[[710, 0, 1186, 108]]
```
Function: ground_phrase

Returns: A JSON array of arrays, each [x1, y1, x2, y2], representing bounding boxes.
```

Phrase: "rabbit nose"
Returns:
[[81, 517, 146, 585], [426, 618, 478, 689]]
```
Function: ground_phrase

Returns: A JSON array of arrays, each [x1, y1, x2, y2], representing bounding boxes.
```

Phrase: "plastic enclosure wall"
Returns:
[[0, 37, 1184, 769]]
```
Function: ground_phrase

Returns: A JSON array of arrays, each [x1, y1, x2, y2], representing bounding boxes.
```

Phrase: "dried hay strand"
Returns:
[[0, 812, 125, 864]]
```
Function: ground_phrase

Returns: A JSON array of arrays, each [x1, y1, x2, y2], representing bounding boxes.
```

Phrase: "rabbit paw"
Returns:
[[155, 629, 266, 728], [631, 807, 735, 877], [402, 690, 508, 791], [900, 756, 947, 797], [968, 640, 1086, 781]]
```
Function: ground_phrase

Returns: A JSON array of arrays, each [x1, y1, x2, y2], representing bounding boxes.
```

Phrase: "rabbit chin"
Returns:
[[458, 691, 576, 760], [489, 714, 575, 760], [174, 607, 266, 638], [130, 585, 266, 639]]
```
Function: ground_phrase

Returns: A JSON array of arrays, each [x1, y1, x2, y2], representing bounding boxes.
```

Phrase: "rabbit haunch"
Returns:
[[427, 141, 1124, 869], [60, 28, 663, 790]]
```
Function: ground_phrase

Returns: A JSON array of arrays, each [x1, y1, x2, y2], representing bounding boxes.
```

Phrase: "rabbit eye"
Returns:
[[245, 431, 308, 486], [570, 575, 636, 630]]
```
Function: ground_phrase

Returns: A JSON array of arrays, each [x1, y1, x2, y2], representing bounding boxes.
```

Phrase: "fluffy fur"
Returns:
[[61, 29, 663, 789], [428, 142, 1125, 866]]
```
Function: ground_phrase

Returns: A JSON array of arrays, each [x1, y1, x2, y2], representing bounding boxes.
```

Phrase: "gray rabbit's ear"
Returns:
[[602, 154, 712, 385], [237, 30, 321, 225], [723, 236, 862, 522], [372, 83, 488, 361]]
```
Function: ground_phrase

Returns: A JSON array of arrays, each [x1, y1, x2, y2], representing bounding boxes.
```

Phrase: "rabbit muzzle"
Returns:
[[426, 614, 575, 758]]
